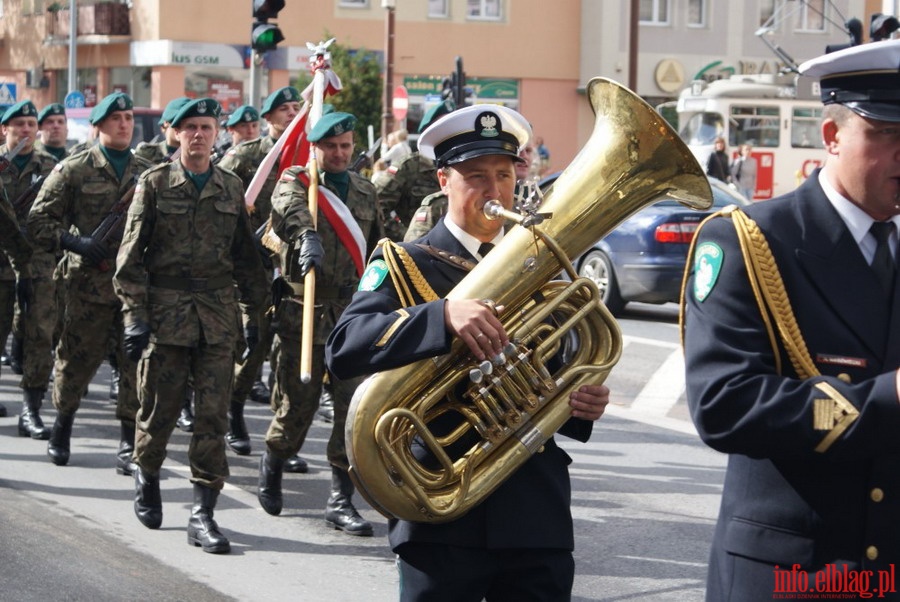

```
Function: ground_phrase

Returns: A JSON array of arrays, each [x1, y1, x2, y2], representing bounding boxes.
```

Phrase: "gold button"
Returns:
[[871, 488, 885, 502], [837, 373, 852, 383], [537, 445, 545, 454], [867, 546, 879, 560]]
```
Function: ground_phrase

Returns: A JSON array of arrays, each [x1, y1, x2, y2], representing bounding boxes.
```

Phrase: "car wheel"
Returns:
[[578, 250, 626, 315]]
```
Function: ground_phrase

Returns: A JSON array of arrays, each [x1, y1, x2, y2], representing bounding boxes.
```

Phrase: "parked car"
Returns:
[[538, 173, 750, 315], [65, 107, 163, 150]]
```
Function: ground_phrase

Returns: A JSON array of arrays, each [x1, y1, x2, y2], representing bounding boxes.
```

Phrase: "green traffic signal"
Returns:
[[251, 22, 284, 52]]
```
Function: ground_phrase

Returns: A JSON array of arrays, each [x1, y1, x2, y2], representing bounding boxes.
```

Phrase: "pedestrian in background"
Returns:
[[730, 142, 757, 200], [114, 97, 266, 554], [706, 136, 730, 183], [683, 39, 900, 600]]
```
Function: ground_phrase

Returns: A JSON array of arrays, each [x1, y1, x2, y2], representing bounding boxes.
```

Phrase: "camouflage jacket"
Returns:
[[114, 161, 267, 347], [0, 145, 58, 280], [27, 146, 154, 304], [217, 135, 277, 232], [134, 139, 174, 165], [0, 197, 31, 279], [372, 152, 440, 242], [403, 191, 449, 242], [272, 166, 377, 343]]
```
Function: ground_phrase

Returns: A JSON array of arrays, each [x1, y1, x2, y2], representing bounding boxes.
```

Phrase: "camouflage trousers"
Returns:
[[0, 279, 14, 369], [231, 301, 274, 405], [133, 340, 233, 490], [52, 291, 138, 422], [264, 300, 363, 470], [15, 276, 63, 390]]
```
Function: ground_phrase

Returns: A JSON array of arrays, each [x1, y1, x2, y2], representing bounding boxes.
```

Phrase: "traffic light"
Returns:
[[251, 0, 285, 53], [443, 57, 472, 107]]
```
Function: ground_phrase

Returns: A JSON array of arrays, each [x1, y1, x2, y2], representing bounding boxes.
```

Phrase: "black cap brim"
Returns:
[[842, 101, 900, 123]]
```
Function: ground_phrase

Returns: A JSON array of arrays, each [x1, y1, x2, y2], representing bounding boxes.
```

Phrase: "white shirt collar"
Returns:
[[819, 168, 899, 262], [444, 215, 503, 260]]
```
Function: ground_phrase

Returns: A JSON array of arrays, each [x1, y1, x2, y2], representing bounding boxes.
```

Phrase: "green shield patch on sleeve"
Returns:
[[693, 242, 723, 302], [358, 259, 389, 291]]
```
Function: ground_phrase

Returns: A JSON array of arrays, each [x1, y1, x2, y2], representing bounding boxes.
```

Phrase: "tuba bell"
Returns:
[[345, 77, 713, 523]]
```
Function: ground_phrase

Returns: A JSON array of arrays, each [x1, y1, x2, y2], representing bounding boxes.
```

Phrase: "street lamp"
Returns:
[[381, 0, 395, 145]]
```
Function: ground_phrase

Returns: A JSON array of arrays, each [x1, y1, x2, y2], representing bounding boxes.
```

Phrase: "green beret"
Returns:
[[170, 97, 222, 127], [90, 93, 133, 125], [260, 86, 301, 117], [225, 105, 260, 127], [308, 112, 357, 143], [38, 103, 66, 125], [418, 99, 456, 134], [321, 103, 335, 116], [159, 96, 191, 127], [2, 100, 38, 125]]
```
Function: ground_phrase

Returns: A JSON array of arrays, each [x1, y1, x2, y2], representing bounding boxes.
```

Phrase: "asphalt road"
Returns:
[[0, 303, 727, 601]]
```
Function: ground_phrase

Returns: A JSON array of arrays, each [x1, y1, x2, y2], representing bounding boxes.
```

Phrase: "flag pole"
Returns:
[[300, 42, 330, 383]]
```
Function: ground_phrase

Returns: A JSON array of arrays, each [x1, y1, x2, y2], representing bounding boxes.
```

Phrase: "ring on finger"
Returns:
[[476, 332, 486, 339]]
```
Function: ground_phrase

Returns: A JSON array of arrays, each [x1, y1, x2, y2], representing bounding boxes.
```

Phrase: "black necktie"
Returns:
[[870, 221, 896, 293], [478, 242, 494, 259]]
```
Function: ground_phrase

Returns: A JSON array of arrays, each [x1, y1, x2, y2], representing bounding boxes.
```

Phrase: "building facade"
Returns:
[[0, 0, 888, 169]]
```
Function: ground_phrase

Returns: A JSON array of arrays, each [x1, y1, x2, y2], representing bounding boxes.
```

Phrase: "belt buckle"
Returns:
[[189, 278, 208, 292]]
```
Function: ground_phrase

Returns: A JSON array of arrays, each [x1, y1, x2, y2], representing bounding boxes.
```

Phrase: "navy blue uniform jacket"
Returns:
[[683, 173, 900, 601], [326, 219, 593, 552]]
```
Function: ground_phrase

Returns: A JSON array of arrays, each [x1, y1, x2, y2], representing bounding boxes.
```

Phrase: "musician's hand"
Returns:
[[15, 277, 33, 315], [569, 384, 610, 421], [297, 230, 324, 278], [60, 232, 108, 265], [123, 319, 151, 362], [444, 299, 508, 361]]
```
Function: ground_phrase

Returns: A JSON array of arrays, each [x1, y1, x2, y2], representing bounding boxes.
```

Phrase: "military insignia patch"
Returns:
[[359, 259, 389, 291], [693, 242, 723, 302]]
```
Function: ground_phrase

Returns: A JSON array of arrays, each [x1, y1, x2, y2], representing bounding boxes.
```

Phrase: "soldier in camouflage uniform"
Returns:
[[217, 86, 302, 461], [0, 100, 60, 438], [36, 103, 69, 161], [373, 99, 455, 242], [0, 192, 33, 419], [133, 96, 189, 165], [28, 92, 153, 472], [256, 112, 376, 537], [114, 98, 266, 554]]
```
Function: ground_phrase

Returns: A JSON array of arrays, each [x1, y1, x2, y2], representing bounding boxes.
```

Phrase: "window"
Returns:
[[429, 0, 449, 18], [687, 0, 706, 27], [791, 107, 824, 149], [729, 105, 780, 148], [339, 0, 368, 7], [467, 0, 501, 21], [796, 0, 825, 32], [759, 0, 785, 28], [640, 0, 670, 25]]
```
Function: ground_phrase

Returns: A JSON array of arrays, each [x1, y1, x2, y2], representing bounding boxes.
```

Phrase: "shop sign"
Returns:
[[131, 40, 245, 69], [403, 76, 518, 100]]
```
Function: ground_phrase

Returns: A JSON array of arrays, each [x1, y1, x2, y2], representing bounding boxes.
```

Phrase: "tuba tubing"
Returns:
[[345, 77, 713, 523]]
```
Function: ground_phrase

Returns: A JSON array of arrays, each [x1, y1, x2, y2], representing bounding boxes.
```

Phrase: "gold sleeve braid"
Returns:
[[679, 206, 857, 453], [380, 239, 440, 306]]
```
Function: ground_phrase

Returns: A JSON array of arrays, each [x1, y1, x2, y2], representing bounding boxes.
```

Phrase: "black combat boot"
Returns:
[[134, 465, 162, 529], [225, 400, 251, 456], [284, 454, 308, 473], [116, 421, 137, 476], [176, 389, 194, 433], [249, 379, 270, 404], [9, 335, 23, 375], [324, 466, 374, 536], [47, 412, 75, 466], [0, 403, 7, 418], [257, 451, 284, 516], [18, 388, 51, 440], [108, 352, 119, 400], [187, 484, 231, 554], [317, 386, 334, 423]]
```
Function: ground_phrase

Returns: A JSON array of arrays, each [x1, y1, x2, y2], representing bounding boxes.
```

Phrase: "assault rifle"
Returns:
[[349, 136, 382, 173], [0, 138, 31, 175], [12, 174, 46, 214], [90, 147, 182, 272]]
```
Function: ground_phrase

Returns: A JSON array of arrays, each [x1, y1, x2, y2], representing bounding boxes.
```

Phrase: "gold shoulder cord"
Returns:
[[380, 239, 440, 306], [680, 207, 856, 453]]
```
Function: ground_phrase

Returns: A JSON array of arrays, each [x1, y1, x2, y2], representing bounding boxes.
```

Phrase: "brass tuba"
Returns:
[[346, 77, 713, 523]]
